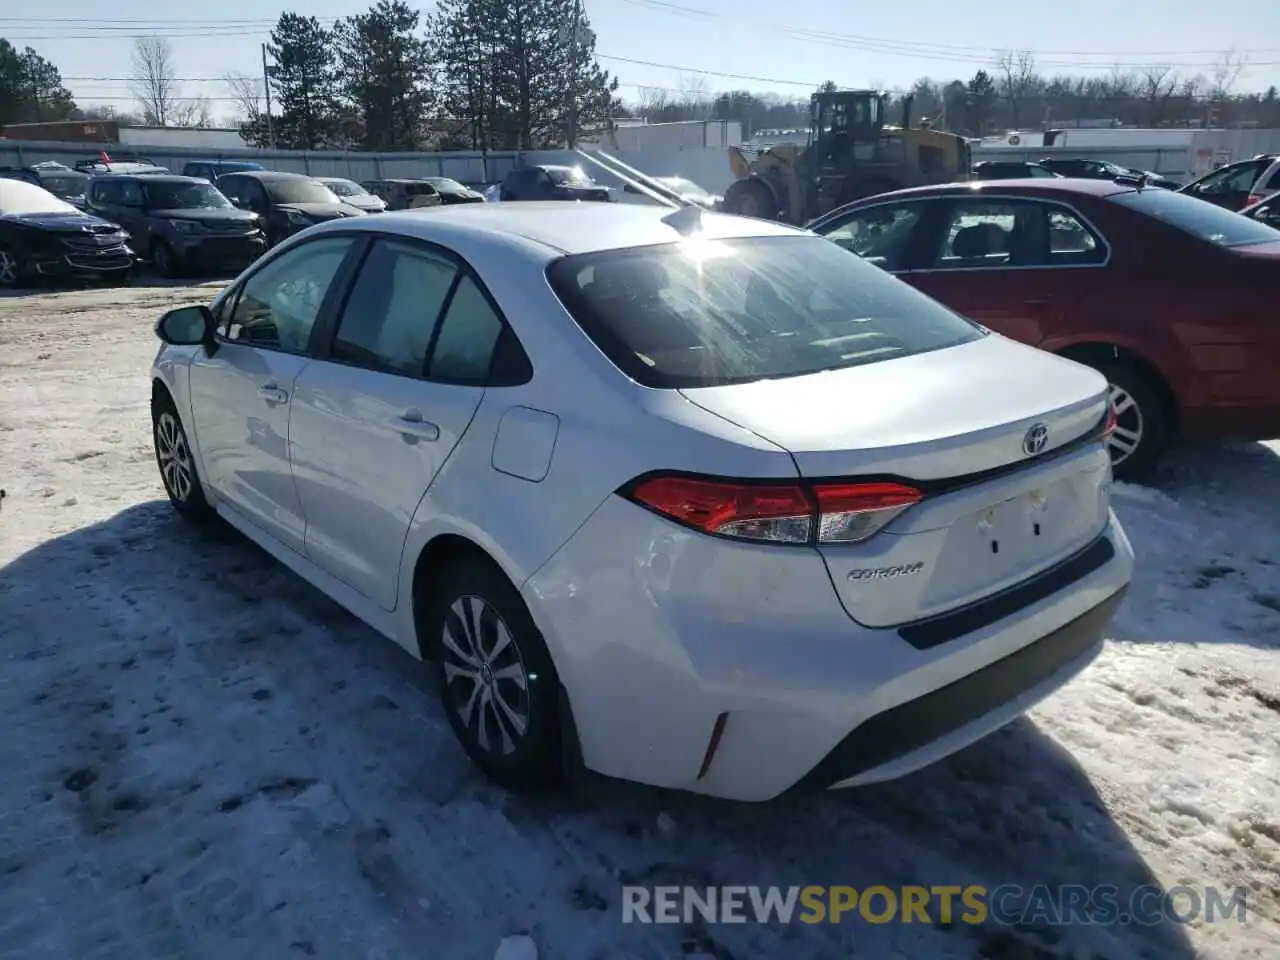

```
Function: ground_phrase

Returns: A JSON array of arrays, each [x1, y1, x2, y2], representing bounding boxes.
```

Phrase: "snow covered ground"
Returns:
[[0, 281, 1277, 960]]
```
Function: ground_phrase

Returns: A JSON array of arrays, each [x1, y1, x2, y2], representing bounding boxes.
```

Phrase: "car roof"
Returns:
[[220, 170, 308, 180], [91, 174, 205, 185], [865, 178, 1136, 200], [314, 201, 803, 255]]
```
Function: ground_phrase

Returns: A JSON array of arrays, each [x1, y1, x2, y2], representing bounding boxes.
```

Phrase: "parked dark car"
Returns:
[[215, 170, 366, 246], [1241, 193, 1280, 228], [359, 178, 444, 210], [181, 160, 265, 181], [0, 162, 91, 208], [421, 177, 486, 204], [0, 178, 135, 288], [86, 174, 265, 277], [1037, 157, 1181, 190], [1177, 154, 1280, 211], [806, 177, 1280, 480], [972, 160, 1061, 180], [499, 165, 611, 202]]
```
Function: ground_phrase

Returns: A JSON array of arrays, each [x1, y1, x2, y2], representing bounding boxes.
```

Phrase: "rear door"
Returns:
[[288, 236, 513, 609]]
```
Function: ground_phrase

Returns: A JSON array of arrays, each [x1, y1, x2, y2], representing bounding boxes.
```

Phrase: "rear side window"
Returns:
[[331, 239, 458, 376], [1112, 188, 1280, 248], [546, 235, 984, 389], [1262, 165, 1280, 191]]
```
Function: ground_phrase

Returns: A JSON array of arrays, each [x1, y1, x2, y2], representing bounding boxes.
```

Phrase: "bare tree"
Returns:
[[130, 37, 180, 126], [1210, 50, 1247, 100], [223, 72, 266, 123], [172, 98, 214, 128], [1138, 65, 1179, 125], [677, 73, 710, 119], [995, 49, 1036, 129]]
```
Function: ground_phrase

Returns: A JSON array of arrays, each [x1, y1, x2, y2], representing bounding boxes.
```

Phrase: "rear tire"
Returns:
[[1094, 362, 1173, 483], [422, 557, 564, 791], [723, 178, 780, 220]]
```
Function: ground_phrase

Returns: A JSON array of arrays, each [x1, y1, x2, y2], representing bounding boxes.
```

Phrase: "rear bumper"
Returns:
[[522, 498, 1134, 802]]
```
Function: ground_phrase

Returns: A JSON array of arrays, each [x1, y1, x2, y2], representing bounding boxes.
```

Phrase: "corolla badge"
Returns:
[[1022, 423, 1049, 456], [847, 562, 924, 582]]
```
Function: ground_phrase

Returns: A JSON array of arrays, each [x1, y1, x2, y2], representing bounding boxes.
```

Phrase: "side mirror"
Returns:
[[156, 305, 216, 351], [230, 196, 248, 209]]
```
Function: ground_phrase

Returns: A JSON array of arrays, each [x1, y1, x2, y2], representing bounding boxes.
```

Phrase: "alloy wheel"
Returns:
[[1107, 383, 1144, 467], [0, 250, 18, 287], [155, 411, 194, 502], [441, 595, 530, 757]]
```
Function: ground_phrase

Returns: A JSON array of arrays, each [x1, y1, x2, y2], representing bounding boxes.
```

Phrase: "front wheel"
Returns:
[[423, 557, 564, 791], [152, 392, 215, 522], [0, 247, 25, 288], [152, 240, 182, 278], [1096, 363, 1173, 483]]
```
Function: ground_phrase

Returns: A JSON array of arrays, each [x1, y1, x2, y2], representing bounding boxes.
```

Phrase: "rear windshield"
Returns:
[[546, 235, 984, 388], [1112, 188, 1280, 247]]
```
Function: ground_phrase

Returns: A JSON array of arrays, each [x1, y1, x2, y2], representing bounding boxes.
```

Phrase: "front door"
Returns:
[[905, 196, 1109, 347], [187, 234, 361, 553], [288, 237, 507, 609]]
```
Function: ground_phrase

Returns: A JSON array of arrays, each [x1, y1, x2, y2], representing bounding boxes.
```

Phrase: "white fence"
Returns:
[[3, 133, 1276, 196]]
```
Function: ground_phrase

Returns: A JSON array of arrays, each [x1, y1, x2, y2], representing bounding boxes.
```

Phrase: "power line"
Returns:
[[614, 0, 1279, 59], [4, 8, 1277, 70]]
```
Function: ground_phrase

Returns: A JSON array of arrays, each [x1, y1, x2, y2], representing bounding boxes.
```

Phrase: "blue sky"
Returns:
[[6, 0, 1280, 121]]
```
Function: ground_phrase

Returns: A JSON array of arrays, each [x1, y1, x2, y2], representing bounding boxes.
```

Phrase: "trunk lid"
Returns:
[[679, 335, 1114, 627]]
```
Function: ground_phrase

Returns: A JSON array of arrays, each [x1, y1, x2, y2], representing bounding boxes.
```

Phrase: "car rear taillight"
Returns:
[[1102, 403, 1117, 439], [1247, 194, 1264, 207], [622, 474, 922, 545]]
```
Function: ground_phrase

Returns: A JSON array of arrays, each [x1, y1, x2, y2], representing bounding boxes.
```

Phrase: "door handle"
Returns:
[[258, 384, 288, 404], [392, 412, 440, 440]]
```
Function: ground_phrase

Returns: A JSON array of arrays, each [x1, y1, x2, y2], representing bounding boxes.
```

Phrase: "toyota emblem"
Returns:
[[1022, 423, 1049, 456]]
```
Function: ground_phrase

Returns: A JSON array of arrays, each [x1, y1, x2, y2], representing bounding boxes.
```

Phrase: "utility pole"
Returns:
[[566, 0, 583, 148], [261, 43, 276, 148]]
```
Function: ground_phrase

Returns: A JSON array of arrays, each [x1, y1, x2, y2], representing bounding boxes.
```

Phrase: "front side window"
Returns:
[[546, 235, 983, 389], [263, 178, 340, 205], [1112, 188, 1280, 248], [330, 240, 458, 376], [222, 236, 356, 353], [818, 204, 923, 271], [1192, 163, 1260, 195], [120, 181, 144, 206]]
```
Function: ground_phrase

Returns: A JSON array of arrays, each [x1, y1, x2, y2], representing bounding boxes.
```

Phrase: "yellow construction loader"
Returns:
[[723, 90, 971, 225]]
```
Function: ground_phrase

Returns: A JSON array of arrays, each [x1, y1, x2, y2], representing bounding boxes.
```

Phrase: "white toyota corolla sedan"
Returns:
[[149, 201, 1134, 803]]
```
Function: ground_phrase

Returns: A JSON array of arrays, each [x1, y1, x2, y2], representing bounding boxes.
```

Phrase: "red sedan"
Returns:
[[806, 178, 1280, 480]]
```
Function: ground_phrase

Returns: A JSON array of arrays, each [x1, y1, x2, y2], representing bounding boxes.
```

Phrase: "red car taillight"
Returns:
[[622, 474, 922, 545], [1246, 194, 1265, 207], [1102, 403, 1117, 439]]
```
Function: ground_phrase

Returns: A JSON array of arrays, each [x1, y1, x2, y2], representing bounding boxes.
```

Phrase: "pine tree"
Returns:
[[427, 0, 504, 150], [265, 14, 341, 149], [0, 40, 77, 124], [336, 1, 436, 150]]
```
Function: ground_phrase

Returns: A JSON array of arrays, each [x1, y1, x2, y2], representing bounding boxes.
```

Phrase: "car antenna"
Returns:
[[661, 204, 703, 237]]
